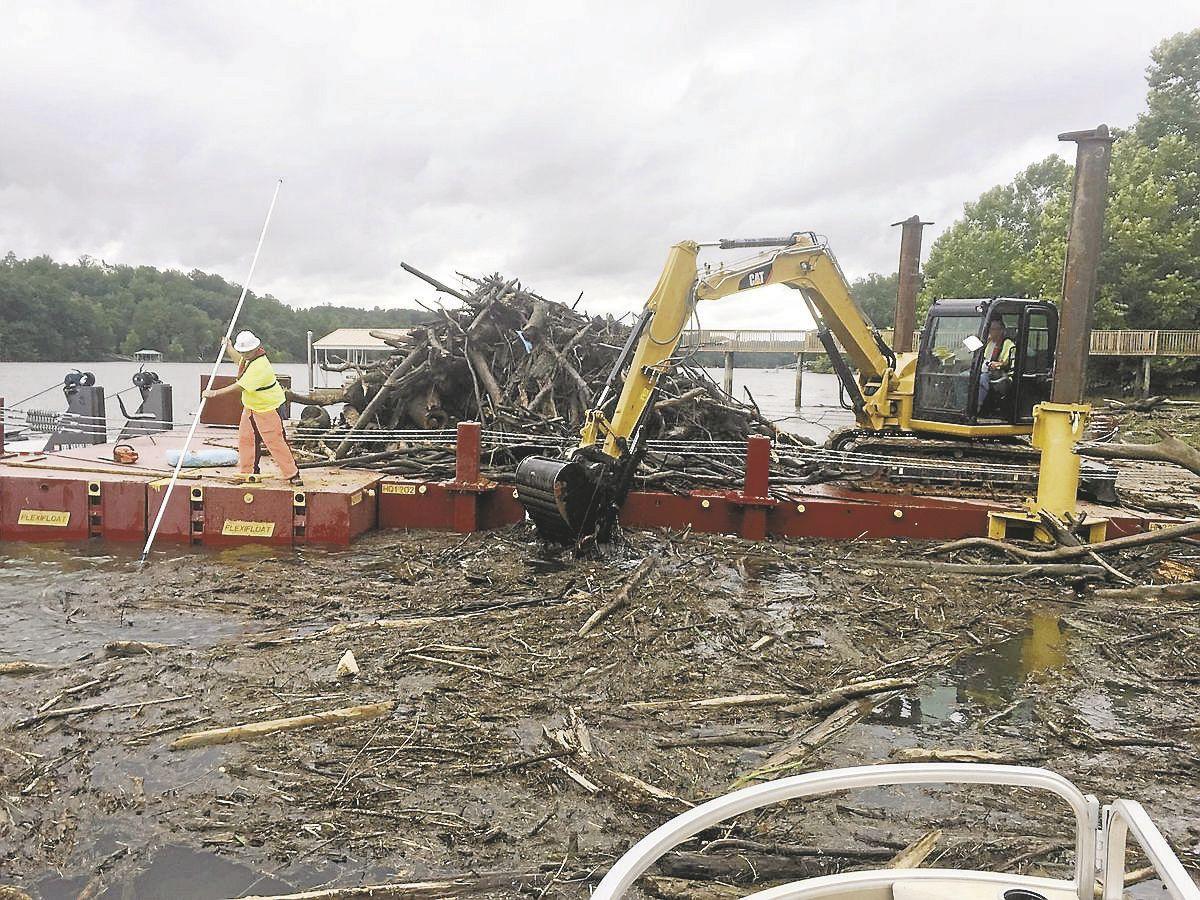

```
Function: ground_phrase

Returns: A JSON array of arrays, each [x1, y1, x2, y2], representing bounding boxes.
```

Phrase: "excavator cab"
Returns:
[[912, 298, 1057, 428]]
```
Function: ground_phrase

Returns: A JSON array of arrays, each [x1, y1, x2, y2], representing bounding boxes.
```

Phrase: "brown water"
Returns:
[[872, 609, 1071, 728], [0, 544, 245, 663]]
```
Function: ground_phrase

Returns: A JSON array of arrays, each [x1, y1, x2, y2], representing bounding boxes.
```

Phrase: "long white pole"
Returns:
[[139, 179, 283, 564]]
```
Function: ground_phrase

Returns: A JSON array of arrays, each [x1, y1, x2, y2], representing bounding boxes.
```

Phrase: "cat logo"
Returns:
[[739, 265, 771, 290]]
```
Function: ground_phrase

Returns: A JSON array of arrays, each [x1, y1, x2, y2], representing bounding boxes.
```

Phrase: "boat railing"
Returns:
[[1101, 798, 1199, 900], [591, 763, 1101, 900]]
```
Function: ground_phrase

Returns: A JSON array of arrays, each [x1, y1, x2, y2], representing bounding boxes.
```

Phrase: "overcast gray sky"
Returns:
[[2, 1, 1195, 329]]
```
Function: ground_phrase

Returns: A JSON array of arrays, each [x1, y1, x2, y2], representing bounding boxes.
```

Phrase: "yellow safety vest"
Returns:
[[236, 355, 286, 413]]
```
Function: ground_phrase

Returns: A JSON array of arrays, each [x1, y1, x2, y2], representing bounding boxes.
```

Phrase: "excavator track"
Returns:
[[822, 429, 1117, 501]]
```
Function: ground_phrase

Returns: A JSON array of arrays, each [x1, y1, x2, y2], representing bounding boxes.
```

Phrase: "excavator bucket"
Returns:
[[514, 456, 599, 544]]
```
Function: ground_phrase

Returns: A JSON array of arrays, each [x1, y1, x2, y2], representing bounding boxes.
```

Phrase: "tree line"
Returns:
[[0, 254, 428, 362], [0, 250, 897, 367]]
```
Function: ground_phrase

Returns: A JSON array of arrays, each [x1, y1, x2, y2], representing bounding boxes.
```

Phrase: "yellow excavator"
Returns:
[[515, 231, 1065, 543]]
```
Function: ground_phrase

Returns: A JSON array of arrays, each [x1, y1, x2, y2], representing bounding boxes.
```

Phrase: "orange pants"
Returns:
[[238, 408, 299, 479]]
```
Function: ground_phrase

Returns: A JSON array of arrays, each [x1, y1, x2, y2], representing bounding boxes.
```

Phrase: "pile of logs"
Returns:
[[288, 269, 809, 478]]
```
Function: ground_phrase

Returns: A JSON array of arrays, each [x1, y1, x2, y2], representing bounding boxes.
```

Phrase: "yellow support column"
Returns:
[[1030, 402, 1087, 518], [987, 402, 1107, 543]]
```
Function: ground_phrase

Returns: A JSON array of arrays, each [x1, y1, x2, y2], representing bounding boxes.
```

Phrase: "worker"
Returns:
[[977, 318, 1016, 411], [202, 330, 301, 485]]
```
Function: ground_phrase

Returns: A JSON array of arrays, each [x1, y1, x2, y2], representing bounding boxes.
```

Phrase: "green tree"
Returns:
[[920, 155, 1072, 305], [1137, 29, 1200, 144], [851, 272, 898, 328]]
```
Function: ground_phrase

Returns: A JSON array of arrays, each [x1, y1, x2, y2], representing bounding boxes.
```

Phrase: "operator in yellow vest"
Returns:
[[202, 330, 301, 484], [978, 318, 1016, 411]]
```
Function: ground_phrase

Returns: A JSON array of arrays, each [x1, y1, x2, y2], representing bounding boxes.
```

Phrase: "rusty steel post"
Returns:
[[451, 421, 484, 534], [890, 215, 931, 353], [455, 420, 482, 484], [1053, 125, 1115, 404], [740, 435, 773, 541], [744, 435, 771, 499]]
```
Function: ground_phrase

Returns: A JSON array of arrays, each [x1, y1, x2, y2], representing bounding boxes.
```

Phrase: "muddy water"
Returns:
[[701, 367, 852, 441], [0, 544, 245, 663], [3, 527, 1197, 896], [873, 609, 1070, 728], [0, 540, 408, 898], [34, 844, 298, 900]]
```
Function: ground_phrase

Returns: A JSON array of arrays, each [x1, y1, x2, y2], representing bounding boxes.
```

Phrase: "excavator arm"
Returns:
[[695, 233, 892, 381], [515, 232, 897, 544]]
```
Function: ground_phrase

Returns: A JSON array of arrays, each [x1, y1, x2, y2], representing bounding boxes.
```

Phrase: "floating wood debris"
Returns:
[[169, 701, 396, 750]]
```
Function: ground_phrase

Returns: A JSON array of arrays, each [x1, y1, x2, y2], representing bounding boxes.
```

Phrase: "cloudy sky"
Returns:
[[2, 1, 1195, 329]]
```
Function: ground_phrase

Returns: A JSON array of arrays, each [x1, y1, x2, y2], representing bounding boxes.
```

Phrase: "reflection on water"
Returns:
[[873, 609, 1069, 727], [961, 608, 1068, 709], [34, 843, 297, 900]]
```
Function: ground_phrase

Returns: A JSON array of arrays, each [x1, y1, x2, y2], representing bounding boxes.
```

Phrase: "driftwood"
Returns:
[[930, 518, 1200, 561], [1094, 581, 1200, 602], [655, 731, 778, 749], [656, 852, 829, 885], [1101, 395, 1167, 412], [885, 829, 942, 868], [400, 261, 468, 301], [104, 640, 171, 657], [626, 692, 792, 712], [890, 747, 1018, 764], [698, 839, 896, 862], [579, 556, 660, 637], [239, 868, 571, 899], [169, 701, 395, 750], [1077, 428, 1200, 476], [862, 559, 1107, 578], [247, 616, 465, 647], [0, 661, 54, 676], [14, 695, 191, 729], [293, 268, 807, 484], [731, 696, 897, 789], [544, 722, 690, 815], [779, 677, 916, 717], [1036, 511, 1134, 584], [641, 877, 743, 899], [332, 348, 424, 459]]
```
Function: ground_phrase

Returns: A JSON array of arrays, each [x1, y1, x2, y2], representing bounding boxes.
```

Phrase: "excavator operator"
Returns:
[[979, 318, 1016, 413]]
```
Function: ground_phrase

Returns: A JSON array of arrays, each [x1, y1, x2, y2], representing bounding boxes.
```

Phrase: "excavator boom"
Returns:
[[515, 231, 897, 545]]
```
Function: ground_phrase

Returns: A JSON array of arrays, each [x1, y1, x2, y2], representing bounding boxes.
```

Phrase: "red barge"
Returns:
[[0, 396, 1158, 550]]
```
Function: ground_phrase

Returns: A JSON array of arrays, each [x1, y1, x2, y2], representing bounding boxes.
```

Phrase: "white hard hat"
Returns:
[[233, 330, 261, 353]]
